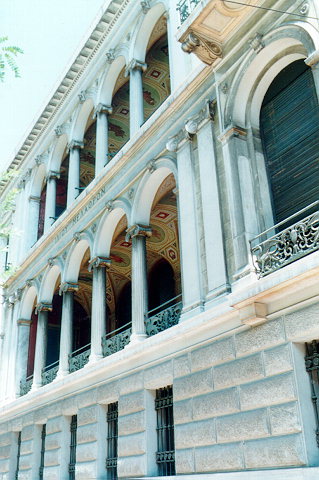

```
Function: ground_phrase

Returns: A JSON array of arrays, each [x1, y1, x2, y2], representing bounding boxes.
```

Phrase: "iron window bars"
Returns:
[[305, 340, 319, 447], [68, 415, 77, 480], [15, 431, 21, 480], [106, 402, 118, 479], [39, 424, 46, 479], [155, 386, 175, 476]]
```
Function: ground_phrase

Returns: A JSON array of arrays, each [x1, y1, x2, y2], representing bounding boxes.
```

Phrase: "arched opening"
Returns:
[[80, 111, 96, 189], [145, 173, 182, 335], [260, 59, 319, 224], [26, 306, 37, 379], [143, 15, 170, 122], [116, 281, 132, 328], [42, 281, 62, 385], [56, 151, 68, 219], [37, 181, 46, 240], [108, 70, 130, 157]]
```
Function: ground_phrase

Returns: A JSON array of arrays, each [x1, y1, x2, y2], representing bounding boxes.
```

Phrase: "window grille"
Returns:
[[15, 431, 21, 480], [155, 386, 175, 476], [106, 402, 118, 480], [39, 424, 46, 479], [305, 340, 319, 447], [68, 415, 77, 480]]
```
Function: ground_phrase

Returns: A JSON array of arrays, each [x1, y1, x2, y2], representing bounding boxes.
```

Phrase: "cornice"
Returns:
[[0, 0, 130, 193]]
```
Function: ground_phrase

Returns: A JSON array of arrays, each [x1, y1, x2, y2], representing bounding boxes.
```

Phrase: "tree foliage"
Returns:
[[0, 36, 23, 82]]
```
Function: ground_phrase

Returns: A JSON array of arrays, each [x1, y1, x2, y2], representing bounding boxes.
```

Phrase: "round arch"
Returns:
[[93, 199, 130, 258], [49, 134, 69, 173], [19, 286, 38, 320], [131, 2, 166, 62], [131, 158, 177, 226], [30, 163, 47, 197], [38, 264, 61, 304], [64, 237, 92, 283], [227, 22, 319, 129], [71, 98, 94, 141], [99, 55, 127, 106]]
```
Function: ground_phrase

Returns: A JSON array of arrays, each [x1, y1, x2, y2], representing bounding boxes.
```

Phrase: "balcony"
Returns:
[[42, 360, 59, 385], [69, 343, 91, 373], [145, 296, 183, 336], [102, 322, 132, 357], [176, 0, 263, 65], [20, 374, 33, 396], [250, 202, 319, 278]]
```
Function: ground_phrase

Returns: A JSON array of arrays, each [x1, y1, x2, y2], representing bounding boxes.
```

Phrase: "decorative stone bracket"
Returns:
[[237, 302, 267, 327]]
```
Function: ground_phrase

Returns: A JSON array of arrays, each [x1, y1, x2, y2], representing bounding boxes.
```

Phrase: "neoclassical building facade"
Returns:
[[1, 0, 319, 478]]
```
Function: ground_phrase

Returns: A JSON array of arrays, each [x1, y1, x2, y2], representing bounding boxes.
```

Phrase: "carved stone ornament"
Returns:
[[25, 279, 33, 288], [300, 2, 309, 14], [93, 103, 113, 119], [105, 200, 114, 212], [141, 0, 150, 13], [35, 154, 45, 166], [128, 188, 134, 200], [166, 136, 179, 153], [91, 223, 97, 234], [47, 257, 55, 268], [78, 90, 87, 103], [248, 33, 264, 53], [125, 59, 147, 77], [147, 160, 156, 173], [73, 232, 81, 243], [305, 50, 319, 68], [35, 302, 53, 313], [59, 282, 79, 295], [185, 118, 199, 135], [125, 224, 152, 242], [54, 125, 64, 136], [105, 49, 115, 63], [67, 140, 84, 152], [88, 256, 111, 271], [181, 31, 222, 65]]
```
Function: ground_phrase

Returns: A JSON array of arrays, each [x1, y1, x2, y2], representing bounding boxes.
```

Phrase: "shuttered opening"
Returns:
[[260, 60, 319, 224]]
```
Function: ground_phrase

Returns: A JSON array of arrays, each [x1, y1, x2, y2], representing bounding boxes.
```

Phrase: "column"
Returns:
[[166, 7, 191, 91], [27, 195, 40, 248], [44, 171, 59, 232], [67, 140, 84, 207], [126, 225, 151, 342], [56, 283, 78, 378], [15, 319, 31, 396], [94, 104, 113, 174], [88, 257, 111, 362], [194, 105, 229, 300], [220, 126, 258, 281], [126, 59, 147, 137], [1, 297, 14, 402], [32, 303, 51, 390], [305, 52, 319, 103], [166, 131, 202, 318]]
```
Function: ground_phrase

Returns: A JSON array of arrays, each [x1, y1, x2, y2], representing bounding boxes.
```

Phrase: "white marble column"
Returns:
[[67, 140, 84, 207], [126, 59, 147, 137], [44, 171, 60, 232], [220, 126, 258, 281], [88, 257, 110, 362], [32, 303, 51, 390], [15, 319, 31, 396], [126, 225, 151, 342], [94, 104, 113, 174], [56, 283, 77, 378], [27, 195, 40, 248], [1, 297, 15, 402], [167, 131, 202, 318], [194, 104, 228, 301]]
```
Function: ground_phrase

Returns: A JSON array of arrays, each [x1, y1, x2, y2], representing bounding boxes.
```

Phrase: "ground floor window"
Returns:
[[106, 402, 118, 479], [155, 385, 175, 476], [69, 415, 77, 480], [39, 424, 46, 479]]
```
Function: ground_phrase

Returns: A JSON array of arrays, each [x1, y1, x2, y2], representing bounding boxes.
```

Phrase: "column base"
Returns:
[[55, 369, 69, 380], [180, 301, 204, 322], [205, 283, 231, 306], [31, 382, 41, 392], [127, 333, 148, 346], [88, 353, 103, 365]]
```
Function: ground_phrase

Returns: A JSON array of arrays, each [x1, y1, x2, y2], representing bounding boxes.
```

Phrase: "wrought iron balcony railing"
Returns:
[[69, 343, 91, 373], [250, 202, 319, 277], [42, 360, 59, 386], [102, 322, 132, 357], [145, 295, 183, 336], [177, 0, 200, 24], [20, 374, 33, 396]]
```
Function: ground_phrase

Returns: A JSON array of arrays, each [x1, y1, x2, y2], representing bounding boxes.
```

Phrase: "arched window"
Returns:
[[260, 59, 319, 223], [116, 282, 132, 328], [149, 259, 175, 311]]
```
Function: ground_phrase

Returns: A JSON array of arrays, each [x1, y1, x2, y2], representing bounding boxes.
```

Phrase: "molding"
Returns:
[[88, 256, 111, 271], [59, 282, 79, 294], [67, 140, 84, 152], [93, 103, 113, 118], [181, 31, 222, 65], [125, 224, 152, 241], [305, 49, 319, 67], [125, 59, 147, 77], [35, 302, 53, 313]]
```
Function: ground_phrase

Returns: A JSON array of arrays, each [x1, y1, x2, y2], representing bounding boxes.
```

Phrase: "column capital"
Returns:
[[67, 140, 84, 152], [35, 302, 52, 313], [47, 170, 60, 181], [141, 0, 151, 13], [17, 318, 31, 326], [166, 128, 191, 152], [125, 224, 152, 242], [181, 31, 222, 66], [93, 103, 113, 118], [305, 50, 319, 68], [59, 282, 79, 295], [88, 256, 111, 271], [219, 125, 247, 145], [125, 59, 147, 77], [29, 195, 41, 204]]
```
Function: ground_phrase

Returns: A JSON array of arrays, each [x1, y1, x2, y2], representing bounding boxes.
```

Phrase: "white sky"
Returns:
[[0, 0, 109, 172]]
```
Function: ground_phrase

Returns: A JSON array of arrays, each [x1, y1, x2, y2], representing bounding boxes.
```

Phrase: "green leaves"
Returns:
[[0, 36, 23, 82]]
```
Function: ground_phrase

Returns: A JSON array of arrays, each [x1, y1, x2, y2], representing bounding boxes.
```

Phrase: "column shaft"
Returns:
[[96, 112, 109, 173], [131, 235, 148, 340], [67, 146, 81, 206], [57, 291, 73, 377], [15, 320, 31, 395], [129, 67, 144, 137], [177, 140, 202, 315], [44, 176, 57, 232], [32, 310, 48, 389], [197, 120, 228, 299], [27, 196, 40, 248], [90, 266, 107, 361]]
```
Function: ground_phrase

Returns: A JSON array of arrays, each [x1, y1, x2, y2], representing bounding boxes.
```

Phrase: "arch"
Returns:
[[71, 98, 94, 141], [49, 134, 69, 173], [228, 22, 319, 129], [64, 237, 92, 283], [131, 2, 166, 62], [30, 163, 46, 197], [93, 199, 130, 257], [131, 159, 177, 225], [19, 286, 38, 320], [99, 55, 127, 106], [38, 264, 61, 303]]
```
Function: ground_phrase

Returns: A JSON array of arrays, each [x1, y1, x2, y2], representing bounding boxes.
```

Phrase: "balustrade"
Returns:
[[177, 0, 200, 24], [20, 374, 33, 396], [42, 360, 59, 385], [102, 322, 131, 357], [251, 202, 319, 277], [69, 344, 91, 372], [145, 296, 182, 336]]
